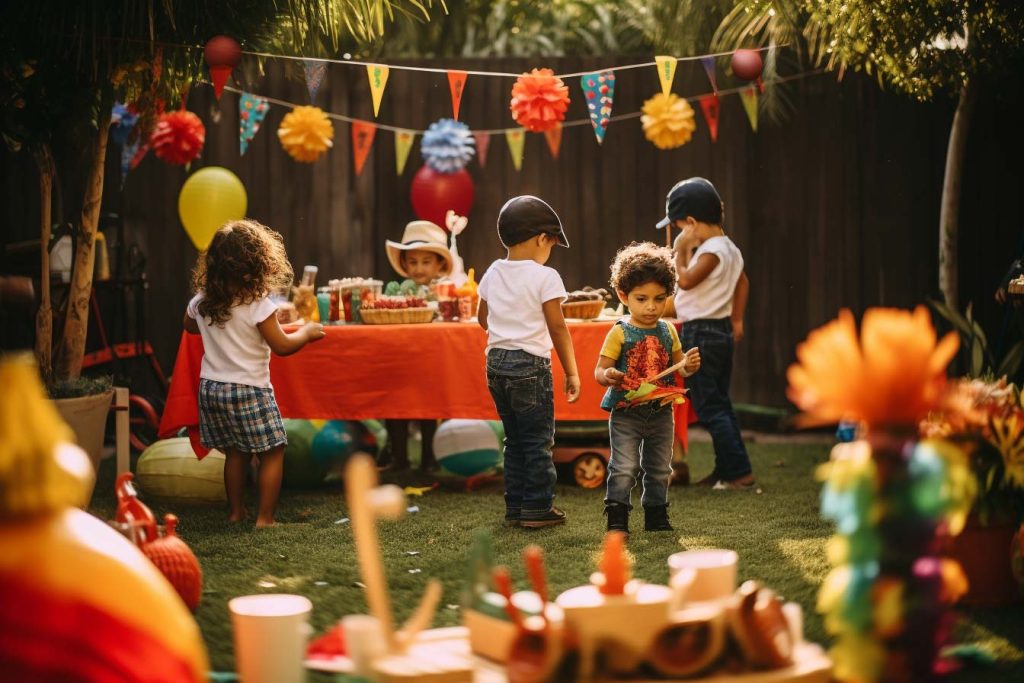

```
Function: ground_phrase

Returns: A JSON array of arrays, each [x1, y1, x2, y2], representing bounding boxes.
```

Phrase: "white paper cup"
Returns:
[[230, 594, 312, 683], [342, 614, 388, 676], [667, 549, 738, 602]]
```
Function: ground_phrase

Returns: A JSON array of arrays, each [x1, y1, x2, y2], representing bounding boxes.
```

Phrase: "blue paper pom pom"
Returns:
[[421, 118, 475, 173], [110, 103, 139, 147]]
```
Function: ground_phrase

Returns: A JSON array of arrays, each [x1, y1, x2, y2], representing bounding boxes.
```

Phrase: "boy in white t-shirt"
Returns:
[[478, 196, 581, 528], [657, 178, 755, 490]]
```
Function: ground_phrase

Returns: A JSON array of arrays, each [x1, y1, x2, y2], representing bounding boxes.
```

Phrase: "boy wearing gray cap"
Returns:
[[658, 178, 755, 490], [478, 196, 581, 528]]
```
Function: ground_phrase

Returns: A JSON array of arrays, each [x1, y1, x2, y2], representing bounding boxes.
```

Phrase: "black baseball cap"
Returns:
[[497, 195, 569, 248], [655, 177, 723, 229]]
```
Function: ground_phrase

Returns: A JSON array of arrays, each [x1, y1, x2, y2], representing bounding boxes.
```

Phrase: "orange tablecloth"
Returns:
[[160, 322, 620, 436]]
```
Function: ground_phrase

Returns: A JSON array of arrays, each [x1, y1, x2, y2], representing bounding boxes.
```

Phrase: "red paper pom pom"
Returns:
[[151, 110, 205, 166], [510, 68, 570, 133], [731, 49, 763, 81]]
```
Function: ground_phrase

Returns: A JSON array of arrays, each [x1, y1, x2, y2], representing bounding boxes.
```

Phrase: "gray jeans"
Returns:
[[605, 403, 674, 509]]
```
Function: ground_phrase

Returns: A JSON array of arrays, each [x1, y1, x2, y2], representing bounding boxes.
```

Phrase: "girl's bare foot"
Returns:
[[228, 510, 249, 523], [255, 517, 276, 528]]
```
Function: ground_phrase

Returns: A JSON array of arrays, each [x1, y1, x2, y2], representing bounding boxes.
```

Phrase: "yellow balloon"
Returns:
[[178, 166, 247, 250]]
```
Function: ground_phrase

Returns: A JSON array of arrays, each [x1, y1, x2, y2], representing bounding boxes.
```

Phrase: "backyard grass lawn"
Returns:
[[89, 439, 1023, 681]]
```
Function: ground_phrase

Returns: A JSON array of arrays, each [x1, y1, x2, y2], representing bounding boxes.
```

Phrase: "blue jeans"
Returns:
[[486, 349, 556, 518], [681, 318, 752, 481], [605, 402, 674, 509]]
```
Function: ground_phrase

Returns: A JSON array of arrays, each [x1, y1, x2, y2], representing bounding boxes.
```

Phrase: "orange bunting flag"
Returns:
[[473, 132, 491, 167], [448, 71, 468, 120], [740, 86, 758, 132], [351, 121, 376, 176], [698, 95, 720, 143], [394, 129, 415, 176], [655, 56, 677, 96], [366, 64, 389, 117], [544, 124, 562, 159], [505, 129, 525, 171]]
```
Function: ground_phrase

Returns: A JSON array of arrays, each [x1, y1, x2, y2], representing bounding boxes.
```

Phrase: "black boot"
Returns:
[[605, 502, 630, 536], [644, 504, 673, 531]]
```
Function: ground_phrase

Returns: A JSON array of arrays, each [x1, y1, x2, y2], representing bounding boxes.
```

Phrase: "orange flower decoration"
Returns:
[[787, 306, 959, 428], [510, 68, 570, 132]]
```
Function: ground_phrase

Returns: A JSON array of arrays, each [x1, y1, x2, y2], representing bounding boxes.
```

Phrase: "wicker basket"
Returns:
[[359, 307, 435, 325], [561, 299, 605, 320]]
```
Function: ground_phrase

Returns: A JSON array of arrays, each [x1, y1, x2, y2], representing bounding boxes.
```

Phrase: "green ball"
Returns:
[[282, 419, 328, 488]]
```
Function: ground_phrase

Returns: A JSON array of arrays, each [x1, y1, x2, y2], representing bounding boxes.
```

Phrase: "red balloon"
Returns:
[[731, 49, 763, 81], [410, 165, 475, 230]]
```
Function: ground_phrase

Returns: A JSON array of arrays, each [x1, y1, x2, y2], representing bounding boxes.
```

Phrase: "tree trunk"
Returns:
[[938, 80, 979, 310], [55, 119, 110, 380], [35, 145, 55, 383]]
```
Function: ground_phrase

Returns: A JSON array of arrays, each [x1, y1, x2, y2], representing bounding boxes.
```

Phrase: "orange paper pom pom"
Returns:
[[510, 68, 570, 133], [151, 110, 205, 166]]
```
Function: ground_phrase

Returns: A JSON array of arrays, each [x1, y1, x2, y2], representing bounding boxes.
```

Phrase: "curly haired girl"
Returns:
[[595, 242, 700, 536], [184, 220, 325, 526]]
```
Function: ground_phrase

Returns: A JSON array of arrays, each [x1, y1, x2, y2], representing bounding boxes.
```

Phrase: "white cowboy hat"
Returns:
[[385, 221, 453, 278]]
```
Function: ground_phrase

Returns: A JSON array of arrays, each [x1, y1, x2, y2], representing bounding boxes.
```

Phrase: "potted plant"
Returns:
[[921, 377, 1024, 605]]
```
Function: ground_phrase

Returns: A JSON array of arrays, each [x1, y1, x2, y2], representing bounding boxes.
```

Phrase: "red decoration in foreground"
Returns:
[[410, 165, 475, 230], [151, 110, 205, 166]]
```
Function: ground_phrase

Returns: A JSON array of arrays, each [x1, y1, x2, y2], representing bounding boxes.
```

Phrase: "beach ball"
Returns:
[[311, 420, 357, 469], [135, 438, 226, 504], [282, 419, 328, 488], [433, 419, 502, 476]]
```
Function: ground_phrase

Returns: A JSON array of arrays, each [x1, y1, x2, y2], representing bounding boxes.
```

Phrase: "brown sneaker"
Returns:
[[695, 473, 720, 487], [520, 506, 567, 528], [671, 461, 691, 486], [712, 474, 757, 491]]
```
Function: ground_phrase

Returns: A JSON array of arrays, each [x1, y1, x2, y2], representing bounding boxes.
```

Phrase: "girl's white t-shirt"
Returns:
[[187, 293, 279, 388], [478, 259, 567, 358], [674, 236, 744, 322]]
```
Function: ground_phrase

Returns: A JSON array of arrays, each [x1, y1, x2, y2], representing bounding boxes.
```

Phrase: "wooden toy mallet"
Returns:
[[345, 454, 442, 653]]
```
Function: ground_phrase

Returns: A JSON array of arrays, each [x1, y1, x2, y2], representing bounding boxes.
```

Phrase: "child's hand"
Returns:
[[302, 322, 326, 342], [565, 374, 582, 403], [682, 347, 701, 376], [602, 367, 625, 387]]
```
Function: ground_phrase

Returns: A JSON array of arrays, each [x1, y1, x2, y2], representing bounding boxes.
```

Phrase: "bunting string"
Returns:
[[233, 45, 783, 79], [218, 69, 824, 137]]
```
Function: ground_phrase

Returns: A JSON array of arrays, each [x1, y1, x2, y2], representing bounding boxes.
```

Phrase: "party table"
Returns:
[[159, 321, 627, 441]]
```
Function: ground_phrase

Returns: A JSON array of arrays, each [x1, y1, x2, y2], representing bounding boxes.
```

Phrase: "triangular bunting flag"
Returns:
[[239, 92, 270, 156], [544, 124, 562, 159], [700, 56, 718, 95], [698, 95, 720, 143], [394, 129, 415, 176], [303, 60, 327, 104], [505, 129, 525, 171], [473, 132, 491, 167], [580, 71, 615, 144], [351, 121, 377, 176], [655, 56, 677, 96], [740, 86, 759, 132], [447, 71, 468, 121], [366, 64, 389, 117]]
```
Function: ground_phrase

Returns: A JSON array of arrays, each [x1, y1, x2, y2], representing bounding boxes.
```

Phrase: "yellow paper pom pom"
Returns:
[[641, 92, 696, 150], [277, 105, 334, 162]]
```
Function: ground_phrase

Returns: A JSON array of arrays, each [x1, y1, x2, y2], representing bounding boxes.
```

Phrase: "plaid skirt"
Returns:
[[198, 379, 288, 454]]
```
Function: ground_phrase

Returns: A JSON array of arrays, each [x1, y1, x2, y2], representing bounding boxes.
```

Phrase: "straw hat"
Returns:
[[385, 221, 453, 278]]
